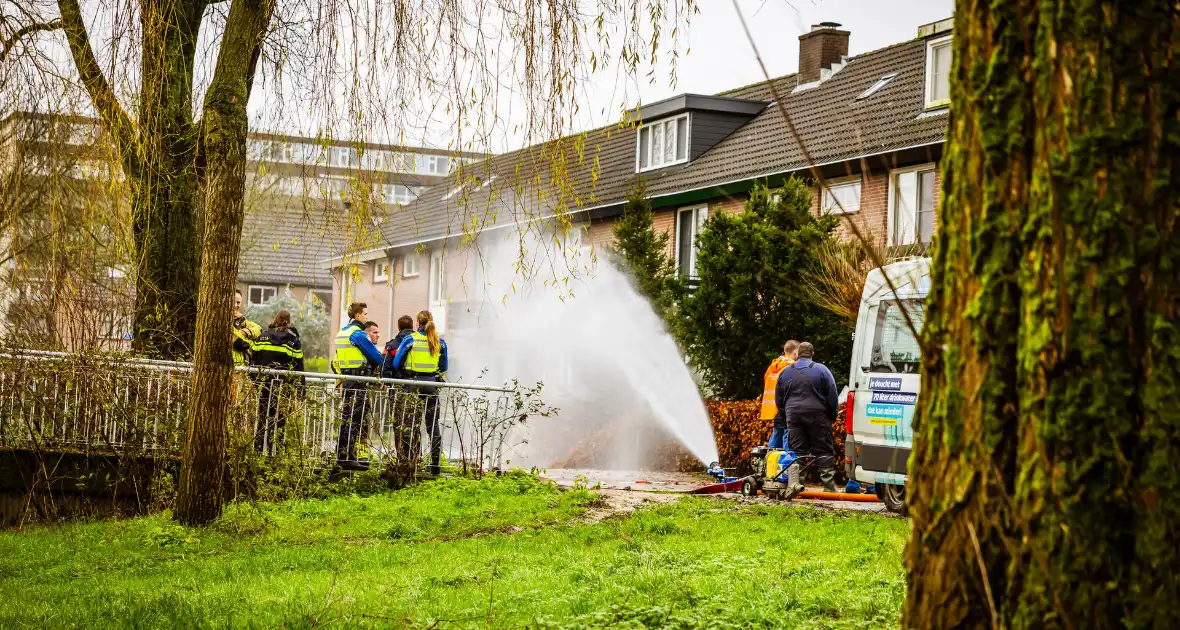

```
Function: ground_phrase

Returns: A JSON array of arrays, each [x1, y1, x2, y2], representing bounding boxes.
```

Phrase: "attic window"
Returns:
[[637, 114, 689, 172], [925, 35, 952, 108], [857, 73, 898, 100]]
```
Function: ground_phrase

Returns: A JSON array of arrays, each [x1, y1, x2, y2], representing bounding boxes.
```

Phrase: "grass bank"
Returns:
[[0, 473, 907, 628]]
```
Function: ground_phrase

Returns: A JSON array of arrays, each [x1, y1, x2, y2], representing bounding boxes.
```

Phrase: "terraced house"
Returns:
[[323, 18, 953, 369]]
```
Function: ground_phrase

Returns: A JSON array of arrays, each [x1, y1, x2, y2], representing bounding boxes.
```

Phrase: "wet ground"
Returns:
[[542, 468, 889, 513]]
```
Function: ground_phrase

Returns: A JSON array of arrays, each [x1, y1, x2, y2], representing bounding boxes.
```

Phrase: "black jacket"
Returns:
[[774, 358, 839, 423], [381, 329, 414, 378], [251, 326, 305, 373]]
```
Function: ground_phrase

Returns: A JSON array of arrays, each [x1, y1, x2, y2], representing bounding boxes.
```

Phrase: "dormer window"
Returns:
[[637, 114, 689, 172], [924, 35, 952, 108]]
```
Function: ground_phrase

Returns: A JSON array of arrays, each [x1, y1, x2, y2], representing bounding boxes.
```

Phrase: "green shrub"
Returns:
[[671, 179, 854, 397]]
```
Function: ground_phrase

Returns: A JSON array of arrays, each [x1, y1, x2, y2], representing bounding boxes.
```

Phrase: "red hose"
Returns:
[[796, 490, 881, 502]]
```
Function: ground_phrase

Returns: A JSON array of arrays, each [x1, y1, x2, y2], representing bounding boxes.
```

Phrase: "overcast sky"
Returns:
[[9, 0, 953, 154], [542, 0, 954, 150]]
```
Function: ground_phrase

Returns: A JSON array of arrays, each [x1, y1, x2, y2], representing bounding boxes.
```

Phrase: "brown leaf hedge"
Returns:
[[552, 400, 848, 476]]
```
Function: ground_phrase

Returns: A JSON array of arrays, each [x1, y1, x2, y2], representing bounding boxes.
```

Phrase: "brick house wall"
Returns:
[[392, 253, 430, 325], [815, 164, 942, 248]]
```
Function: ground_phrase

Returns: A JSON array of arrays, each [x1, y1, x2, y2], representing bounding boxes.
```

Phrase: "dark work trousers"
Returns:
[[337, 379, 369, 461], [786, 411, 836, 468], [389, 386, 417, 464], [409, 376, 443, 474], [255, 377, 293, 455]]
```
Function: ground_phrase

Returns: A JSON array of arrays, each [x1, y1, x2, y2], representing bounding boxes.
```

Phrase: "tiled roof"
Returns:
[[341, 35, 948, 261], [239, 198, 349, 288]]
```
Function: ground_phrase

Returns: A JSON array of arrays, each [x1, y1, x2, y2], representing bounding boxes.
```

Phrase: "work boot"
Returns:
[[820, 467, 838, 493]]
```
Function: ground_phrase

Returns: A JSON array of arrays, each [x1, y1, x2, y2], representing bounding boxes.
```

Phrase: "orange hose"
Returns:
[[796, 490, 881, 502]]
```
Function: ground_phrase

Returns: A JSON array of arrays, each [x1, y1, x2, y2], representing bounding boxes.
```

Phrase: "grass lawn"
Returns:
[[0, 473, 907, 629]]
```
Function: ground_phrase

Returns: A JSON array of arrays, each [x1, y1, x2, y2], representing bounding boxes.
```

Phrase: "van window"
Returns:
[[869, 300, 924, 374]]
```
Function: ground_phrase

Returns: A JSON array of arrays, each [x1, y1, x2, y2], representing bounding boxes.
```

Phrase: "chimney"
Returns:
[[798, 22, 850, 84]]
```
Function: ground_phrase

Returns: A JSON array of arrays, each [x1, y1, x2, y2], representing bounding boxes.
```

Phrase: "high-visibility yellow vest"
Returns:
[[232, 319, 261, 366], [760, 355, 794, 420], [406, 331, 441, 374], [332, 323, 366, 371]]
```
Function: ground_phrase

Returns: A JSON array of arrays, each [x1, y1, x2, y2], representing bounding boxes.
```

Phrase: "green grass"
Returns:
[[0, 473, 907, 629]]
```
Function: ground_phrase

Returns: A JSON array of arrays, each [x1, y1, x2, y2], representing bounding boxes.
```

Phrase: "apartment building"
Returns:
[[0, 111, 482, 350]]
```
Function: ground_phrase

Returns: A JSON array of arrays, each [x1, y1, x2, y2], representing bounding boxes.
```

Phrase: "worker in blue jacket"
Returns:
[[774, 341, 840, 492], [392, 310, 449, 475], [332, 301, 384, 469]]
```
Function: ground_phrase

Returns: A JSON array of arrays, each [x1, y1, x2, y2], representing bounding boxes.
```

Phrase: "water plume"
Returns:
[[446, 227, 718, 469]]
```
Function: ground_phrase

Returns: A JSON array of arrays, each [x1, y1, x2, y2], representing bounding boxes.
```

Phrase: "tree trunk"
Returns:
[[174, 0, 274, 526], [904, 2, 1179, 628], [130, 0, 203, 358]]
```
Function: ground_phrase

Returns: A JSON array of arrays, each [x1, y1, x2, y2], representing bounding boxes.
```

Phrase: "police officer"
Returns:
[[232, 289, 261, 367], [250, 309, 305, 455], [382, 315, 416, 466], [392, 310, 448, 476], [333, 301, 383, 469], [774, 341, 840, 492]]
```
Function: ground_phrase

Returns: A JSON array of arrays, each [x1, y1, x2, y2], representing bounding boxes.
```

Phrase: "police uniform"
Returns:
[[332, 320, 381, 465], [232, 316, 262, 366], [394, 329, 448, 475], [250, 326, 305, 455]]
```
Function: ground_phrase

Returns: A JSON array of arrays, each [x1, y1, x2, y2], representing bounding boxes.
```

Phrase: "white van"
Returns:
[[844, 257, 929, 515]]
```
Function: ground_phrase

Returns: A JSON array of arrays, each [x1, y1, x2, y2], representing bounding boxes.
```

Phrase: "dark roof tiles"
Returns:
[[352, 36, 947, 259]]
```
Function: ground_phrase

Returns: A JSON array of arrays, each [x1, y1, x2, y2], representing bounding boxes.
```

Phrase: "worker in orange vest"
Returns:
[[764, 340, 800, 449]]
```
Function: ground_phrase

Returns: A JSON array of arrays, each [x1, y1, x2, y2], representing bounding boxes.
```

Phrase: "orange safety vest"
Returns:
[[760, 355, 795, 420]]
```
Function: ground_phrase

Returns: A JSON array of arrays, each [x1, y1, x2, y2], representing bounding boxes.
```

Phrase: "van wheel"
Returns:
[[877, 483, 907, 516]]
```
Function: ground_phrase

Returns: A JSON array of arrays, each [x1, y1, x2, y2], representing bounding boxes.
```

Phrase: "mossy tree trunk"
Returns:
[[174, 0, 274, 526], [58, 0, 203, 357], [904, 2, 1179, 628], [131, 0, 204, 358]]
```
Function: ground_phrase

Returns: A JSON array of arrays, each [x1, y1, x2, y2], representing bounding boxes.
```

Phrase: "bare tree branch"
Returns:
[[55, 0, 138, 176], [0, 19, 63, 65], [729, 0, 924, 348]]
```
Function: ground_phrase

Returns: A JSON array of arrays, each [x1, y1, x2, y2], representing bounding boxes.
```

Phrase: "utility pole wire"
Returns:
[[728, 0, 925, 347]]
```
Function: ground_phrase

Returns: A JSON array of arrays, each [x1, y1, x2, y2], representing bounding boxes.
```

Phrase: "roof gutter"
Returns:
[[317, 205, 613, 269], [319, 139, 944, 268]]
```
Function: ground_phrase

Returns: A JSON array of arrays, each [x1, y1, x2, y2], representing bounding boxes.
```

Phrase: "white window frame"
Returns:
[[887, 163, 938, 246], [924, 35, 953, 109], [821, 175, 862, 215], [857, 73, 898, 101], [403, 255, 420, 278], [636, 113, 691, 173], [247, 285, 277, 307], [339, 268, 355, 326], [673, 205, 708, 278], [428, 250, 447, 334], [311, 290, 332, 306], [374, 260, 391, 282]]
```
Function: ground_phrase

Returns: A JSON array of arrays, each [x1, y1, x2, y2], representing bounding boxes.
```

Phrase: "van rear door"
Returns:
[[851, 298, 924, 485]]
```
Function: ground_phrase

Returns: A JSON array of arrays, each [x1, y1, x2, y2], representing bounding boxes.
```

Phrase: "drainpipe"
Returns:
[[386, 255, 395, 338]]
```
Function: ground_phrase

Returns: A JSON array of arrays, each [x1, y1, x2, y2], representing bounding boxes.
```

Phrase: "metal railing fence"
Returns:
[[0, 349, 527, 474]]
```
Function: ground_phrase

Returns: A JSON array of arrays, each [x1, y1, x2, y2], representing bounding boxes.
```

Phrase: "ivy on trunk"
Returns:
[[904, 2, 1180, 627]]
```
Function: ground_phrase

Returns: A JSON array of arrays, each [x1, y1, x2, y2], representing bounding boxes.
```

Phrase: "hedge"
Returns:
[[551, 400, 848, 477]]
